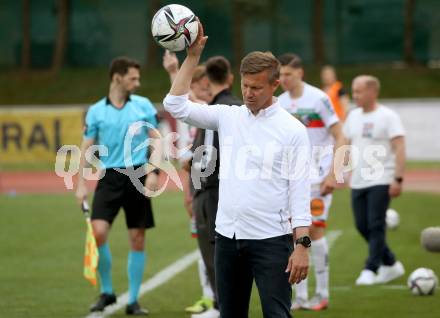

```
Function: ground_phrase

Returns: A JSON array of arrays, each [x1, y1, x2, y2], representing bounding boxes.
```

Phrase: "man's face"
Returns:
[[241, 70, 279, 113], [321, 68, 336, 86], [351, 79, 376, 108], [279, 65, 303, 92], [118, 67, 141, 93], [191, 76, 212, 103]]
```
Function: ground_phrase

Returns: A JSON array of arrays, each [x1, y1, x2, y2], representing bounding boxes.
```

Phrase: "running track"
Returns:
[[0, 170, 438, 194]]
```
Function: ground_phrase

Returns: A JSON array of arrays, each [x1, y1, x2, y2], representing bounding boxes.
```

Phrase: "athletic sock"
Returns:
[[312, 237, 329, 299], [295, 278, 308, 301], [198, 258, 214, 300], [127, 250, 146, 305], [98, 243, 113, 294]]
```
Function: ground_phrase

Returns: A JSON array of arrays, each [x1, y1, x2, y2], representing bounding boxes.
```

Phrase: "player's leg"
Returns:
[[92, 220, 114, 295], [308, 194, 332, 311], [351, 188, 369, 242], [89, 169, 123, 311], [198, 258, 215, 300], [200, 258, 216, 304], [192, 189, 219, 318], [215, 234, 253, 318], [366, 185, 405, 284], [126, 227, 147, 314], [122, 172, 155, 315], [351, 188, 376, 285], [251, 235, 293, 318], [364, 185, 391, 273], [185, 258, 215, 314], [292, 277, 308, 310], [194, 191, 217, 297]]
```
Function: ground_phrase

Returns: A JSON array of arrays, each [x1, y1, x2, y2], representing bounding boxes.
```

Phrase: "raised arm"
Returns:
[[163, 20, 227, 131], [170, 20, 207, 96], [163, 50, 179, 84]]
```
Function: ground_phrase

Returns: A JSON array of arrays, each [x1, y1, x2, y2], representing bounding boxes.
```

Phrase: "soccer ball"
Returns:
[[421, 227, 440, 252], [407, 268, 438, 296], [151, 4, 198, 52], [386, 208, 400, 230]]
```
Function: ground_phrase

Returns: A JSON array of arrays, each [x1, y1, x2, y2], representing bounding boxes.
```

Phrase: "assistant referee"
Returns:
[[75, 57, 160, 315]]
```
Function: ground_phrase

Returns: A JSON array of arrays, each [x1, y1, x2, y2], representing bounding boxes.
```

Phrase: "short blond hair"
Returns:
[[240, 51, 280, 83], [354, 75, 381, 93], [191, 65, 207, 84]]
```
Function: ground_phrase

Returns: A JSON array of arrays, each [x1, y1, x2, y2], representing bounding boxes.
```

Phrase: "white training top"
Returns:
[[343, 105, 405, 189], [279, 83, 339, 184], [163, 94, 312, 240]]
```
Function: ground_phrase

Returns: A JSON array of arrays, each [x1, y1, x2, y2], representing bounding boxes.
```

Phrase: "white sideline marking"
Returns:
[[327, 230, 343, 248], [85, 249, 200, 318]]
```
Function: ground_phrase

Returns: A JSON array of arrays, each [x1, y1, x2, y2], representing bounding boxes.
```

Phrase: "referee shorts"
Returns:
[[92, 168, 154, 229]]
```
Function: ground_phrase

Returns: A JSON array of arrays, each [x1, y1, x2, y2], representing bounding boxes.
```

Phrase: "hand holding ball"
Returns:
[[151, 4, 199, 52]]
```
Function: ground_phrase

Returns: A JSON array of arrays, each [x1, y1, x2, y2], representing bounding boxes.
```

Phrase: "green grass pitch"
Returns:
[[0, 190, 439, 317]]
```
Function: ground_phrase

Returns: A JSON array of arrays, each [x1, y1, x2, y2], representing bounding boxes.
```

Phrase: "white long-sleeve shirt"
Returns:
[[164, 94, 312, 239]]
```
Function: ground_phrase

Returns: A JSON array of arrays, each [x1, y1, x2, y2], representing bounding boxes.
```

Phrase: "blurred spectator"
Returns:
[[321, 65, 349, 121]]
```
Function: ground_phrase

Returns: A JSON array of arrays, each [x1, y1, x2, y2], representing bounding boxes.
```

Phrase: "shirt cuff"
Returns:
[[291, 217, 312, 229], [164, 93, 190, 104], [326, 115, 340, 128], [389, 132, 405, 139]]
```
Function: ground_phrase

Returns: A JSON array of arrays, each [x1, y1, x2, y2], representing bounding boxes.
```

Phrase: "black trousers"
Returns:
[[215, 233, 293, 318], [193, 188, 219, 301], [351, 185, 396, 272]]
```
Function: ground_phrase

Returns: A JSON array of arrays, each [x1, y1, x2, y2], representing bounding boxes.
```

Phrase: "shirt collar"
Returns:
[[106, 95, 131, 107], [246, 97, 279, 118]]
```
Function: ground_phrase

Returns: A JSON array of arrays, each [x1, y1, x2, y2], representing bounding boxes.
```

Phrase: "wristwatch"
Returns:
[[295, 236, 312, 248], [394, 177, 403, 184]]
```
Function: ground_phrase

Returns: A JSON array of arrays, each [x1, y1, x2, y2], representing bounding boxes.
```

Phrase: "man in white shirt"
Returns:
[[278, 53, 345, 311], [344, 75, 406, 285], [163, 21, 312, 318]]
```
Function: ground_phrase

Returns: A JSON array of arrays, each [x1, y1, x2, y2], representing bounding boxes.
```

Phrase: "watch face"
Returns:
[[297, 236, 311, 247], [303, 236, 311, 247]]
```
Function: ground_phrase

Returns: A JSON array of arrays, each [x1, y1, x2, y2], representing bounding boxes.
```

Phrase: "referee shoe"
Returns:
[[126, 301, 149, 316], [90, 293, 117, 312]]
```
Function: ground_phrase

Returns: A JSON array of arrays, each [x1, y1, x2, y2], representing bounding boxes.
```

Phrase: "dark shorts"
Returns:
[[92, 168, 155, 229]]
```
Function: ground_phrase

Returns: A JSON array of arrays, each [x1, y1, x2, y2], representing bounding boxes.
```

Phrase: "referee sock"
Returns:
[[127, 250, 146, 305], [98, 243, 113, 294], [311, 237, 329, 299]]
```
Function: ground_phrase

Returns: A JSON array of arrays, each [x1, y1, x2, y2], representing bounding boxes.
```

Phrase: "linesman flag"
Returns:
[[81, 201, 99, 287]]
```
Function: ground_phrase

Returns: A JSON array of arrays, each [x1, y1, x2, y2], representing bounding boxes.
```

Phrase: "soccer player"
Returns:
[[163, 50, 216, 315], [321, 65, 350, 121], [164, 21, 311, 318], [75, 57, 160, 315], [344, 75, 405, 285], [278, 54, 345, 311]]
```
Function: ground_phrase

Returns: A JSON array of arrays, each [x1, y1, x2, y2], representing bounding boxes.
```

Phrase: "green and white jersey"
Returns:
[[278, 82, 339, 184]]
